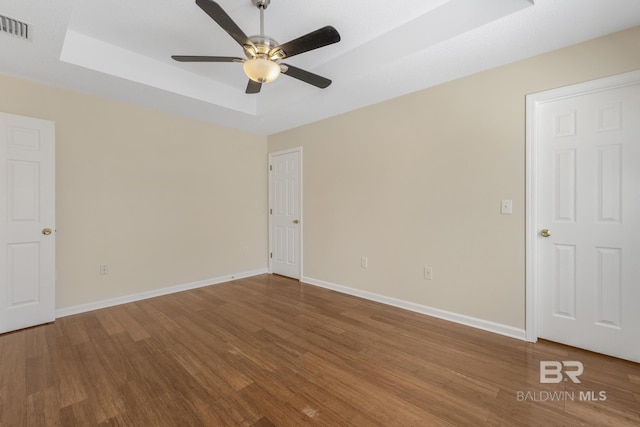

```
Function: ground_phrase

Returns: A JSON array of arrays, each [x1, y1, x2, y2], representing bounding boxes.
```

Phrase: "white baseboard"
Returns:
[[55, 268, 269, 318], [301, 276, 527, 341]]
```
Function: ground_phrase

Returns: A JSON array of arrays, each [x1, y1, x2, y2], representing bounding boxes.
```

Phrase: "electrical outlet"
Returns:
[[361, 256, 368, 268], [100, 264, 109, 276], [424, 267, 433, 280]]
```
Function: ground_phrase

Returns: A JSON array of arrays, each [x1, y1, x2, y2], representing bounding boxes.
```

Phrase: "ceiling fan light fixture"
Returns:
[[173, 0, 341, 93], [243, 57, 281, 83]]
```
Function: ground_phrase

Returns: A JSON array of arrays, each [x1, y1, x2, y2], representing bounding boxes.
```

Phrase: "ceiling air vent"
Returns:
[[0, 14, 31, 40]]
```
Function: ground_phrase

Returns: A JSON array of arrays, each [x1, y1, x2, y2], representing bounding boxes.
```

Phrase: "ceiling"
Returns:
[[1, 0, 640, 135]]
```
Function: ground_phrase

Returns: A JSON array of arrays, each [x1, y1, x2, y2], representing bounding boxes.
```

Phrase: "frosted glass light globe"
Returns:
[[243, 58, 281, 83]]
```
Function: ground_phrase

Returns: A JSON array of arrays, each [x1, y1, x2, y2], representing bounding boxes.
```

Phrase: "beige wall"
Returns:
[[0, 75, 268, 309], [268, 26, 640, 329]]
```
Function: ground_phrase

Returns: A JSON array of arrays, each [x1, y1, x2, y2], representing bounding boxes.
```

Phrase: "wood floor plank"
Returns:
[[0, 331, 26, 426], [25, 387, 61, 427], [1, 274, 639, 426]]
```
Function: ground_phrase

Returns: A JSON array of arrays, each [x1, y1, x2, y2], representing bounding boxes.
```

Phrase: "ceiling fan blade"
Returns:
[[281, 64, 331, 89], [195, 0, 255, 50], [270, 26, 340, 60], [246, 79, 262, 94], [172, 55, 243, 63]]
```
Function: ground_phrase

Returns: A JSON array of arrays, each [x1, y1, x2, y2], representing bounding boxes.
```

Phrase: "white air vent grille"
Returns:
[[0, 14, 31, 40]]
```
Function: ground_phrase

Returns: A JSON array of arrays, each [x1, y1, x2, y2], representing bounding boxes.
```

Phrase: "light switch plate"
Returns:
[[501, 199, 513, 214]]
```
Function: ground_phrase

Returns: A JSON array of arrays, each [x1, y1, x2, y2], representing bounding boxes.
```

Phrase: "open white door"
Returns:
[[527, 71, 640, 362], [269, 148, 302, 279], [0, 112, 56, 334]]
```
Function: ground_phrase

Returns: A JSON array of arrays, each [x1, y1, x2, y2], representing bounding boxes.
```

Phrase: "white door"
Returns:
[[528, 72, 640, 362], [0, 112, 56, 334], [269, 148, 301, 279]]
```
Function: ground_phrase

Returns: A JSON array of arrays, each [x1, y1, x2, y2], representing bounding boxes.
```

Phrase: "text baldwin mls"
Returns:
[[517, 390, 607, 402]]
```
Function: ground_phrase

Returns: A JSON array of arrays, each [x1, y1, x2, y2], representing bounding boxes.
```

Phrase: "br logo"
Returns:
[[540, 361, 584, 384]]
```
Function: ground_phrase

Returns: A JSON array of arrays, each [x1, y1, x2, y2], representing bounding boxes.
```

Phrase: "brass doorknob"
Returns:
[[42, 228, 52, 235], [540, 229, 551, 237], [293, 219, 299, 224]]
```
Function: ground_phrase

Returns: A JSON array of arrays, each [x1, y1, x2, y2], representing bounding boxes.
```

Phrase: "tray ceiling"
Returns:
[[1, 0, 640, 135]]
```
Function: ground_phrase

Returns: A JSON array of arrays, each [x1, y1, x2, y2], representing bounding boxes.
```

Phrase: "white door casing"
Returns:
[[526, 71, 640, 362], [269, 148, 302, 279], [0, 112, 56, 334]]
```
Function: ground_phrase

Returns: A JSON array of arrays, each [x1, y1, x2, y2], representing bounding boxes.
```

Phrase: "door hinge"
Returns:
[[270, 208, 272, 214], [270, 252, 273, 259], [269, 164, 272, 171]]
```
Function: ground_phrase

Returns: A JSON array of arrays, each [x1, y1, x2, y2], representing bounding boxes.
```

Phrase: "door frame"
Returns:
[[268, 147, 303, 279], [525, 69, 640, 343]]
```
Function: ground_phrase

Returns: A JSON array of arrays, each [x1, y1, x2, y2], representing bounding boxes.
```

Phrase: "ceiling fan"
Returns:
[[172, 0, 341, 94]]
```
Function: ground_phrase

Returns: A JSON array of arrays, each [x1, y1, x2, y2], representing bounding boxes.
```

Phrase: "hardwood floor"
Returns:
[[1, 274, 638, 426]]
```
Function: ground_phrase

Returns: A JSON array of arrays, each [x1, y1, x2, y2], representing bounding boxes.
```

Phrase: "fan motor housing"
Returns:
[[246, 34, 282, 60], [249, 35, 278, 52]]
